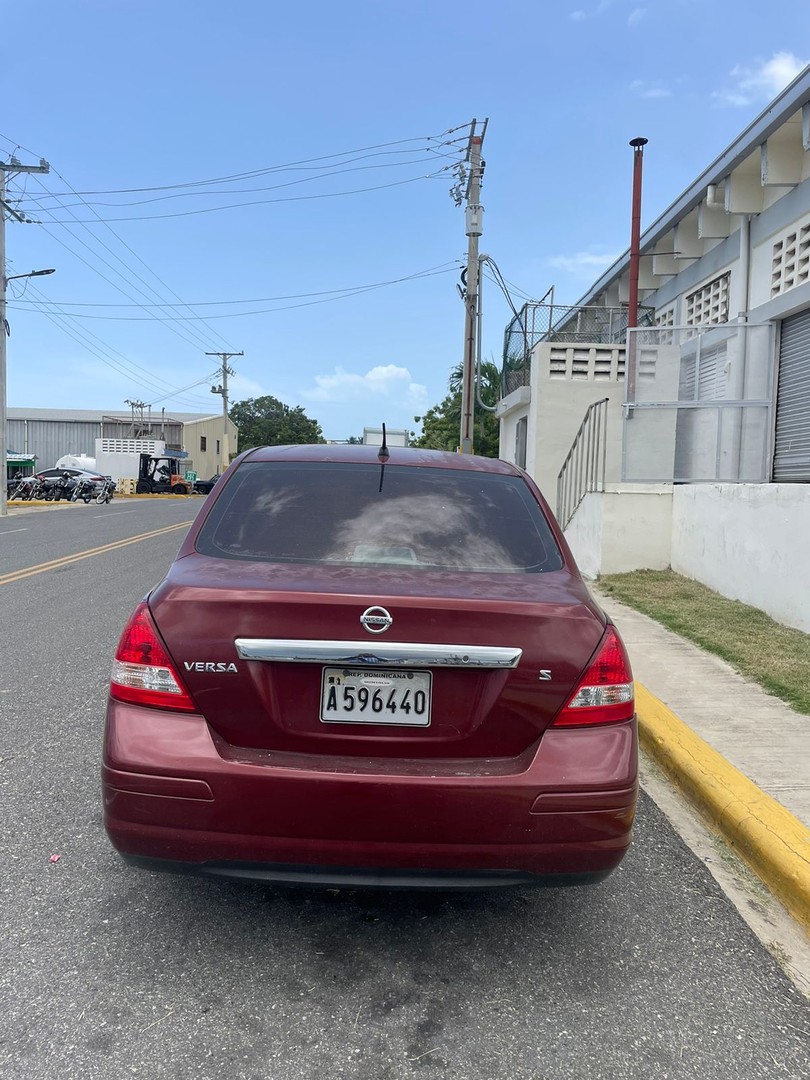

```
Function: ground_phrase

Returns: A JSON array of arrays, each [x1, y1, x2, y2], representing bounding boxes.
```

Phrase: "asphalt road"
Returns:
[[1, 500, 809, 1080]]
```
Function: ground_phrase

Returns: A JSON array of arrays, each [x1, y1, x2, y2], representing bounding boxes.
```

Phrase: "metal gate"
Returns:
[[773, 310, 810, 481]]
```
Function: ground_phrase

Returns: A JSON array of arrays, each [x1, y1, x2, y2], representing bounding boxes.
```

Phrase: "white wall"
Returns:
[[528, 343, 626, 501], [497, 386, 530, 470], [671, 484, 810, 633], [562, 490, 603, 579], [564, 486, 673, 579]]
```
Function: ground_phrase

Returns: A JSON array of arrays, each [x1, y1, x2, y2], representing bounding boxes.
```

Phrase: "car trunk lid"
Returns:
[[149, 557, 606, 759]]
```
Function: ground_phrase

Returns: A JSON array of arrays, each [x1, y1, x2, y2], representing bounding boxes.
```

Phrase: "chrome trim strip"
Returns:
[[234, 639, 522, 669]]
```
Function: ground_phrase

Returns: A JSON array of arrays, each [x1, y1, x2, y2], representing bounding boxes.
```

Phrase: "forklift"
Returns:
[[135, 453, 189, 495]]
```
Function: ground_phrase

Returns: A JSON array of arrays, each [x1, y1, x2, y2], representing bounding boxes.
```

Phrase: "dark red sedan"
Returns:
[[103, 445, 637, 888]]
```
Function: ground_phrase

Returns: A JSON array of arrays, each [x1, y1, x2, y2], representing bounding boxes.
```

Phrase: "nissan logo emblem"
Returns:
[[360, 606, 393, 634]]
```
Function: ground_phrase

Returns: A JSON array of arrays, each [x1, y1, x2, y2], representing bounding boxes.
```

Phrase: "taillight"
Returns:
[[553, 625, 634, 727], [109, 602, 196, 712]]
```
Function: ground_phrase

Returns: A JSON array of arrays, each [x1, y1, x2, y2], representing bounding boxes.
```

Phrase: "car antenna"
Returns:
[[378, 422, 389, 493]]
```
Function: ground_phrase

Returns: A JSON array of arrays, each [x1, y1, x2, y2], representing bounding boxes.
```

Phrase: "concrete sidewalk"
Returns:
[[595, 588, 810, 932]]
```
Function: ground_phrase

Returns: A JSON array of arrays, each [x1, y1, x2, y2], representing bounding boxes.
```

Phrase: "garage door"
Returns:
[[773, 309, 810, 481]]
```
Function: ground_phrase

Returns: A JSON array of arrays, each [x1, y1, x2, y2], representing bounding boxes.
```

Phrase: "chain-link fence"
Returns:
[[501, 303, 654, 395]]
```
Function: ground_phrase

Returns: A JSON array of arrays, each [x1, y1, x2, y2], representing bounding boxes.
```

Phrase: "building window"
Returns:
[[685, 273, 730, 330], [515, 417, 527, 469], [771, 221, 810, 297], [216, 439, 221, 455], [200, 436, 207, 452], [654, 305, 675, 346]]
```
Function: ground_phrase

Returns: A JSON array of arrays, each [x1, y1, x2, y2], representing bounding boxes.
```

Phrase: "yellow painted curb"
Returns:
[[635, 682, 810, 932]]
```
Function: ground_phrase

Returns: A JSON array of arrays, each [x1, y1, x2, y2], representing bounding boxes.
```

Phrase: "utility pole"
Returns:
[[124, 398, 146, 437], [207, 351, 242, 468], [626, 137, 648, 416], [1, 155, 51, 517], [458, 120, 487, 454]]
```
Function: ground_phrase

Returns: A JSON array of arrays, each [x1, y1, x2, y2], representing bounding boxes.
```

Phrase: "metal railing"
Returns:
[[556, 398, 610, 530], [621, 323, 775, 483], [502, 302, 654, 395]]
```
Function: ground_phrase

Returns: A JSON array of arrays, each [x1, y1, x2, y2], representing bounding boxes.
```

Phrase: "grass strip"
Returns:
[[599, 569, 810, 716]]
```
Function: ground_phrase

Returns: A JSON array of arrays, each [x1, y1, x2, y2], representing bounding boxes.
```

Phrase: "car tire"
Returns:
[[172, 484, 188, 495]]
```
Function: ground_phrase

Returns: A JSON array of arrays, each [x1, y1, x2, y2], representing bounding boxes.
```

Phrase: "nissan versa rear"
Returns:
[[103, 445, 637, 888]]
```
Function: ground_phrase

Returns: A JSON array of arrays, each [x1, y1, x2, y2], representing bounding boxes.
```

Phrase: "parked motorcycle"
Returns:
[[95, 478, 116, 505], [43, 472, 78, 502], [8, 477, 37, 500], [70, 477, 99, 503]]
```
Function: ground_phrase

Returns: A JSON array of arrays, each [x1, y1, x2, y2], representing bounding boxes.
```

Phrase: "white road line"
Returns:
[[0, 528, 29, 535], [91, 511, 137, 518]]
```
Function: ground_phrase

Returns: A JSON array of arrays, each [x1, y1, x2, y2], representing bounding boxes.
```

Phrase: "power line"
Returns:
[[22, 281, 217, 407], [40, 166, 235, 352], [146, 370, 223, 407], [26, 176, 238, 354], [482, 259, 522, 320], [29, 214, 227, 351], [0, 127, 471, 196], [489, 271, 538, 303], [9, 265, 462, 321], [21, 169, 459, 224], [24, 149, 469, 210], [7, 261, 462, 308]]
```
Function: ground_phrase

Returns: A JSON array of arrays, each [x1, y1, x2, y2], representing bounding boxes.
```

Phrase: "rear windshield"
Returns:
[[195, 461, 564, 574]]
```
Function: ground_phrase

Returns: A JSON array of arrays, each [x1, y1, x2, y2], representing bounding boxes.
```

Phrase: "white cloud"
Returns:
[[627, 7, 646, 26], [713, 51, 807, 107], [547, 250, 623, 277], [570, 0, 613, 20], [228, 373, 267, 400], [630, 79, 672, 99], [302, 364, 428, 409]]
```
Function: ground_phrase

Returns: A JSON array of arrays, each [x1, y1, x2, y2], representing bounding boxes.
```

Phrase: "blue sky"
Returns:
[[2, 0, 808, 441]]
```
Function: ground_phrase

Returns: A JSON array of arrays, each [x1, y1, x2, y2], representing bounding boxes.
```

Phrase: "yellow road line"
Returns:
[[0, 521, 192, 586], [636, 682, 810, 932]]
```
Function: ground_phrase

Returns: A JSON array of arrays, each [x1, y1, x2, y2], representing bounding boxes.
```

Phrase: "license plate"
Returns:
[[320, 667, 432, 726]]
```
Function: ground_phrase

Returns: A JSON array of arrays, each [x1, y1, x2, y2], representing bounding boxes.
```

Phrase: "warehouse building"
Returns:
[[6, 408, 238, 479]]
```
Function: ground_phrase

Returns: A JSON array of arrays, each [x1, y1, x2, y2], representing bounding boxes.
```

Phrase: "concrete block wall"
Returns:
[[671, 484, 810, 633]]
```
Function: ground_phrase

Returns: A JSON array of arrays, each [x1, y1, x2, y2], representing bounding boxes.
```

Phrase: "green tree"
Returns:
[[229, 395, 325, 450], [411, 362, 501, 457]]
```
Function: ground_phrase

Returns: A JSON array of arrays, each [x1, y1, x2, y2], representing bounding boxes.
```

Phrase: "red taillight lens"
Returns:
[[109, 602, 196, 712], [553, 625, 634, 727]]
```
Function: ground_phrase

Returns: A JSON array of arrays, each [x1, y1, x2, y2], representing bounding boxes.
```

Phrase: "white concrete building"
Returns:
[[362, 427, 410, 447], [498, 65, 810, 633]]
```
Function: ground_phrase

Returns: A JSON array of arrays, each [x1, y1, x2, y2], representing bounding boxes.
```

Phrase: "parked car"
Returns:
[[103, 445, 637, 888], [192, 474, 221, 495], [36, 467, 107, 491]]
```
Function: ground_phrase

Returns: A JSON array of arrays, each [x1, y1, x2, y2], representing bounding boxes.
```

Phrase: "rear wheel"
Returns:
[[172, 484, 188, 495]]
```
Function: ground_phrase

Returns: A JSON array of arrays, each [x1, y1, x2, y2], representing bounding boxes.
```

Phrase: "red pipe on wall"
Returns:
[[627, 137, 648, 332], [626, 137, 648, 412]]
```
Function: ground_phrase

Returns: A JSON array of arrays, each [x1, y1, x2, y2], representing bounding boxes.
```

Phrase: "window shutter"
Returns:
[[773, 310, 810, 481]]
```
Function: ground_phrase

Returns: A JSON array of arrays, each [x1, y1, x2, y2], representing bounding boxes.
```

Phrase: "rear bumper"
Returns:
[[103, 701, 638, 883], [120, 855, 615, 890]]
